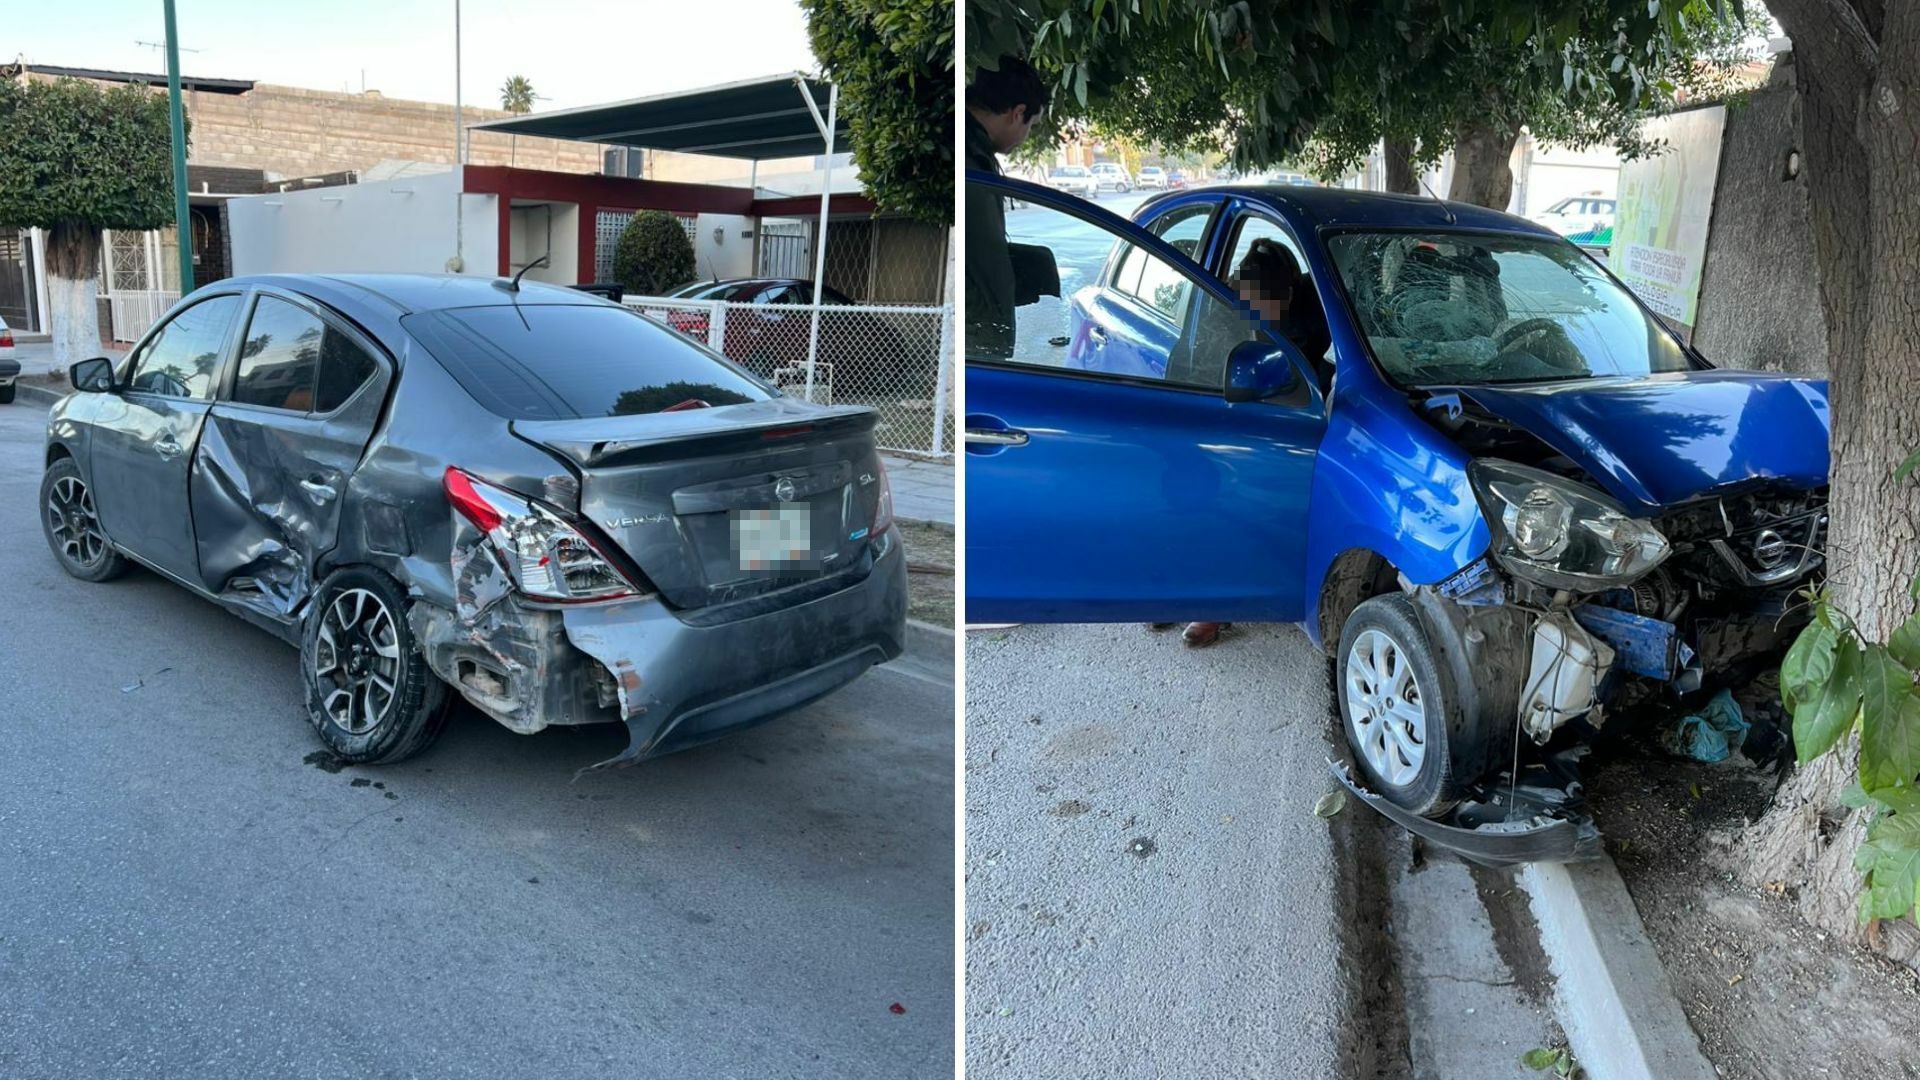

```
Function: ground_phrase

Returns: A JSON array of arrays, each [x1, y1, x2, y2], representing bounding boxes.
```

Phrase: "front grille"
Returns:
[[1661, 488, 1827, 589]]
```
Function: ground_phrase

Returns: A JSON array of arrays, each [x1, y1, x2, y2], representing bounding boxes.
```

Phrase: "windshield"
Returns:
[[1327, 230, 1690, 386]]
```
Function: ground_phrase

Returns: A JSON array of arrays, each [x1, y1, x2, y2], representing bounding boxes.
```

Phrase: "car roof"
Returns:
[[1138, 184, 1562, 237], [213, 273, 613, 315]]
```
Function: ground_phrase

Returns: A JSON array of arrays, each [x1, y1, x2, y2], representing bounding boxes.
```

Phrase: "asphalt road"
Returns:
[[0, 402, 955, 1079], [963, 621, 1351, 1079]]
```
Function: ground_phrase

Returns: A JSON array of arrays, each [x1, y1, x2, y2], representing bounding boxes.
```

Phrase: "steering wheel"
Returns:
[[1494, 318, 1565, 352]]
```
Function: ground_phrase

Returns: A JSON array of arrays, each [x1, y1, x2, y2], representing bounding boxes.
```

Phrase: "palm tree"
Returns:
[[500, 75, 535, 115]]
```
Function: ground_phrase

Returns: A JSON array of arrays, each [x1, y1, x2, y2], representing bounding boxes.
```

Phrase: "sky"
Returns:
[[5, 0, 818, 111]]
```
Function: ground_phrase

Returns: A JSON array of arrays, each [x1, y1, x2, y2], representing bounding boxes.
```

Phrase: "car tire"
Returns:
[[1335, 593, 1482, 818], [0, 384, 15, 404], [40, 458, 130, 582], [301, 566, 451, 765]]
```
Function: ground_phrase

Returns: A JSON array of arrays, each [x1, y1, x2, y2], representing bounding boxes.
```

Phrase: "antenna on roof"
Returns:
[[1415, 172, 1457, 225], [495, 254, 549, 292]]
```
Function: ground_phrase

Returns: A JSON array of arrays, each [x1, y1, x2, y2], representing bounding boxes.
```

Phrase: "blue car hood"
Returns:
[[1451, 370, 1830, 512]]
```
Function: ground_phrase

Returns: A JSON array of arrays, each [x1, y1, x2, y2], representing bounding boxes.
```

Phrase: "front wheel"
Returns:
[[1336, 593, 1482, 817], [301, 567, 451, 764], [41, 458, 129, 582]]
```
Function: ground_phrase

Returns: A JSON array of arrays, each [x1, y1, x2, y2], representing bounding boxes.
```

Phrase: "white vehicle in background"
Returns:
[[0, 315, 18, 404], [1046, 165, 1100, 199], [1089, 162, 1133, 194], [1531, 194, 1617, 239], [1137, 166, 1168, 190]]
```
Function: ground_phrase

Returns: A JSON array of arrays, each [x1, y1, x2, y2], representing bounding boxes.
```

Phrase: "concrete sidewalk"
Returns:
[[881, 453, 953, 526]]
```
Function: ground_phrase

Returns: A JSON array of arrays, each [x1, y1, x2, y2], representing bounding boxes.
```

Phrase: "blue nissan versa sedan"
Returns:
[[964, 173, 1830, 863]]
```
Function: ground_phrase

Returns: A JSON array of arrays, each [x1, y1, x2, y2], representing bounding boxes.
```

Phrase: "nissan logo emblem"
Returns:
[[774, 477, 797, 503], [1752, 528, 1788, 568]]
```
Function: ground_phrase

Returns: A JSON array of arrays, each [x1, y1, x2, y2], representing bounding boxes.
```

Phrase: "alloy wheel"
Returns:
[[312, 588, 402, 736], [47, 476, 106, 568], [1345, 628, 1427, 786]]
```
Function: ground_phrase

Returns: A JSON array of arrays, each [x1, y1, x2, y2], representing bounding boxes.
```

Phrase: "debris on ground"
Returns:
[[1313, 789, 1347, 818], [1659, 689, 1750, 763], [896, 520, 954, 627], [1584, 746, 1920, 1078]]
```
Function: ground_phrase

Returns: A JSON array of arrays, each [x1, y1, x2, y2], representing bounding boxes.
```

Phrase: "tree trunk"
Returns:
[[1446, 122, 1519, 209], [45, 221, 103, 374], [1737, 1, 1920, 962], [1383, 137, 1419, 194]]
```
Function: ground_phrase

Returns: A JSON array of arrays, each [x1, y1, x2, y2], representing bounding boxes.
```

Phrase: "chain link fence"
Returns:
[[624, 294, 954, 458]]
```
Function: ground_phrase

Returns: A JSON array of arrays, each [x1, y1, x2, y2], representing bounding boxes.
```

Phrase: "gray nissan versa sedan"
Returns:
[[41, 274, 906, 768]]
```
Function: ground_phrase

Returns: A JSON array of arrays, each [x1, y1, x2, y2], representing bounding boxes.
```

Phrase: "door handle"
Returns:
[[153, 435, 184, 460], [1087, 326, 1107, 343], [299, 476, 338, 504], [965, 427, 1029, 447]]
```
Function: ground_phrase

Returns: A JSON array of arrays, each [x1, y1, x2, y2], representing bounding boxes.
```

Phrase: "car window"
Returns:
[[127, 294, 240, 400], [314, 325, 380, 412], [232, 296, 322, 411], [1218, 213, 1331, 367], [965, 179, 1267, 392], [1328, 229, 1690, 386], [404, 303, 772, 420]]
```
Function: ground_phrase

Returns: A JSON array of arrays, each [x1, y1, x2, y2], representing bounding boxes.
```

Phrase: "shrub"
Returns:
[[612, 211, 696, 296]]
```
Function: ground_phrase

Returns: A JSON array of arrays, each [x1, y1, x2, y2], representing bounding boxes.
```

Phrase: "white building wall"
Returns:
[[691, 213, 755, 280], [228, 167, 498, 277]]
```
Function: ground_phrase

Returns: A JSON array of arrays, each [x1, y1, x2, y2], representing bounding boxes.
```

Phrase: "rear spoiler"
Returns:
[[511, 398, 877, 468]]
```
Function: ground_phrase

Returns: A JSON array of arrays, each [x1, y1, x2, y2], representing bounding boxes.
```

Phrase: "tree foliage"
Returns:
[[0, 76, 180, 236], [802, 0, 954, 225], [500, 75, 536, 115], [965, 0, 1736, 175], [612, 211, 696, 297]]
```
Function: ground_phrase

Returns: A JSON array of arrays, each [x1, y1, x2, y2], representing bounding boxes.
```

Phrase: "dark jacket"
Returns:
[[964, 113, 1015, 358]]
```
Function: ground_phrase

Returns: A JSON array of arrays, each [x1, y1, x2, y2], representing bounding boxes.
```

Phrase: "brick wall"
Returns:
[[177, 83, 604, 178]]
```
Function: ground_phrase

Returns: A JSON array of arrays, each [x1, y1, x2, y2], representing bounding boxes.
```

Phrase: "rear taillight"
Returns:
[[0, 331, 13, 348], [667, 313, 709, 338], [444, 467, 643, 603], [871, 461, 895, 535]]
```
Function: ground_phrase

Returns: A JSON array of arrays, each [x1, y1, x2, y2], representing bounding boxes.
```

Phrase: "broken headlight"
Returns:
[[1468, 459, 1669, 591]]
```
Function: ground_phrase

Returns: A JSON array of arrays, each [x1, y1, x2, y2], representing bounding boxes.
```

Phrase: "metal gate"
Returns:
[[0, 231, 36, 332], [756, 220, 811, 279], [99, 229, 180, 342]]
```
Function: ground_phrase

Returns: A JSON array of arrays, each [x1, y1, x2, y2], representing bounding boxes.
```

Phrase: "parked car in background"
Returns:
[[964, 172, 1829, 865], [1530, 194, 1617, 240], [1137, 166, 1168, 191], [0, 316, 17, 404], [657, 277, 923, 396], [1046, 165, 1099, 199], [1167, 171, 1190, 190], [1089, 162, 1133, 194], [43, 274, 905, 769]]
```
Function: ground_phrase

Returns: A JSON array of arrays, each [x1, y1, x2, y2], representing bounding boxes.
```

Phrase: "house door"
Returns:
[[0, 231, 36, 332]]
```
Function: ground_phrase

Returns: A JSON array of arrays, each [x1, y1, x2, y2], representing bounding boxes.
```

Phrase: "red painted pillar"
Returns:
[[578, 202, 598, 284], [497, 195, 512, 277]]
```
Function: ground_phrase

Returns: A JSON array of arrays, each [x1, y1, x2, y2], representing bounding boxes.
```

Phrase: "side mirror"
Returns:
[[70, 357, 115, 393], [1224, 339, 1303, 403]]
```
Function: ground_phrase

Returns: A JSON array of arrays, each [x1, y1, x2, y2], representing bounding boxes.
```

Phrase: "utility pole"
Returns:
[[162, 0, 193, 294]]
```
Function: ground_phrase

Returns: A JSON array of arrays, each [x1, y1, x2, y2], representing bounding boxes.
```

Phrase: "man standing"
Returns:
[[964, 56, 1049, 358]]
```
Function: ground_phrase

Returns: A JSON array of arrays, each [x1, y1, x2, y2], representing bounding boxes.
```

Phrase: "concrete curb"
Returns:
[[14, 382, 61, 409], [1520, 858, 1715, 1080], [904, 617, 955, 670]]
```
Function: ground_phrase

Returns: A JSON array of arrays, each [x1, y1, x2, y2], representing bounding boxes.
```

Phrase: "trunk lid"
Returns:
[[1448, 370, 1830, 511], [511, 399, 886, 610]]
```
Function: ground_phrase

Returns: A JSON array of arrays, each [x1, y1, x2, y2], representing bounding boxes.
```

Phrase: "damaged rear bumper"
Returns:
[[416, 539, 908, 768], [1329, 760, 1602, 867]]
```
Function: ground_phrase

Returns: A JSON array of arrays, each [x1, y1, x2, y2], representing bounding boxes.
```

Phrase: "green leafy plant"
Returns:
[[802, 0, 953, 225], [611, 211, 696, 297], [1779, 447, 1920, 924], [1521, 1046, 1582, 1077]]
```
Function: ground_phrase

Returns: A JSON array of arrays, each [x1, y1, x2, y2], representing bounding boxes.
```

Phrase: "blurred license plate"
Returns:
[[731, 504, 811, 570]]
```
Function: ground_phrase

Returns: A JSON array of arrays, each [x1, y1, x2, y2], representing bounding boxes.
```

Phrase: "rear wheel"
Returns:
[[1336, 593, 1481, 817], [0, 384, 16, 404], [301, 567, 450, 764], [40, 459, 129, 582]]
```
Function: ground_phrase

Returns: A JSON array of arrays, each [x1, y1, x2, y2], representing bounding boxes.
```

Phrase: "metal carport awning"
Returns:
[[471, 72, 848, 401]]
